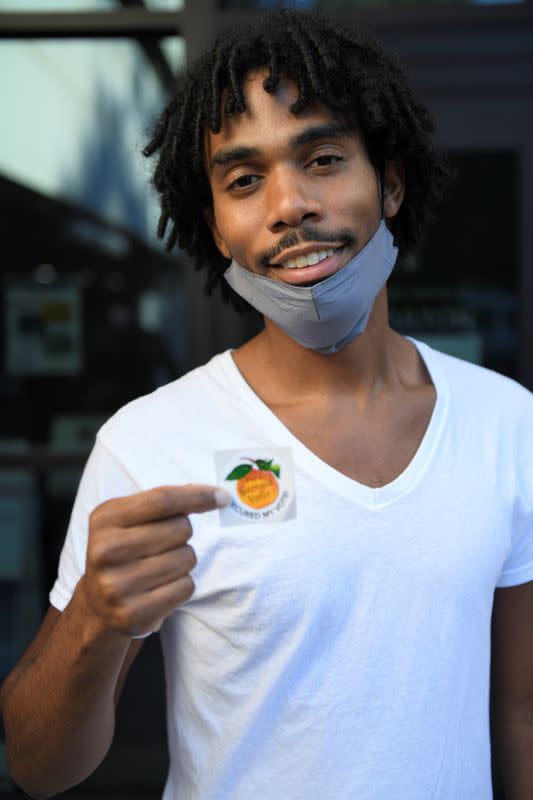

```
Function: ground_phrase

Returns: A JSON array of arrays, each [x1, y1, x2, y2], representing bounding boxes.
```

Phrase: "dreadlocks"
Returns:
[[143, 10, 451, 310]]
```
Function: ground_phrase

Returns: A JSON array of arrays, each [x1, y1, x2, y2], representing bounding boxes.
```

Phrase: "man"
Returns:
[[1, 10, 532, 799]]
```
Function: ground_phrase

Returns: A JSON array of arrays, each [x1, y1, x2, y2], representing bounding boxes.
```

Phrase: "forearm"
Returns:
[[0, 579, 131, 799], [492, 707, 533, 800]]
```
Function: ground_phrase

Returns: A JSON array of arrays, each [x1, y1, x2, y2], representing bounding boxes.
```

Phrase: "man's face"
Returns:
[[205, 70, 403, 286]]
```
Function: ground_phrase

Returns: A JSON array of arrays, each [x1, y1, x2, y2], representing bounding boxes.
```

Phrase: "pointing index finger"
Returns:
[[110, 484, 231, 527]]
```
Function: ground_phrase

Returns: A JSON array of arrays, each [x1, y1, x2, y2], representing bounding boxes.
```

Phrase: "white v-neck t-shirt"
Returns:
[[50, 338, 533, 800]]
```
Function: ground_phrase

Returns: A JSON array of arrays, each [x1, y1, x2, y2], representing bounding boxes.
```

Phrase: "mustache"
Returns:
[[257, 226, 358, 268]]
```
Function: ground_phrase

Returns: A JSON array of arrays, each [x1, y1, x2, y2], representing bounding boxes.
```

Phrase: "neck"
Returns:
[[233, 288, 420, 407]]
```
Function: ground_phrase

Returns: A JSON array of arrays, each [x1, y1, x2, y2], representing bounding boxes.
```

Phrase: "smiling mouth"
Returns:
[[280, 246, 338, 269], [269, 244, 344, 269], [266, 244, 349, 287]]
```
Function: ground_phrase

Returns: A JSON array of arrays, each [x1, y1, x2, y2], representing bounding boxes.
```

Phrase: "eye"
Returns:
[[227, 174, 260, 191], [310, 153, 344, 168]]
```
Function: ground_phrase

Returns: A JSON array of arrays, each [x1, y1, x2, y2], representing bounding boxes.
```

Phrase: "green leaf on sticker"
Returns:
[[225, 464, 252, 481], [270, 464, 281, 478], [255, 459, 273, 471]]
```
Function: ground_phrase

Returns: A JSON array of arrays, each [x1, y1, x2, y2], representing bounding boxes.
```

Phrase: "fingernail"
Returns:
[[214, 488, 231, 508]]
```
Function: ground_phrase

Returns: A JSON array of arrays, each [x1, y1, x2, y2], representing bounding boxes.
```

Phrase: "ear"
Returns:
[[202, 206, 232, 260], [383, 161, 405, 219]]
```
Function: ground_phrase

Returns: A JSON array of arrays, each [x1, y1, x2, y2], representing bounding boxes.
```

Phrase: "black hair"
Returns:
[[143, 9, 451, 310]]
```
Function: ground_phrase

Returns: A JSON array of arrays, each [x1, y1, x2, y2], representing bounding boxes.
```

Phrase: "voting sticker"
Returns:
[[215, 448, 296, 526]]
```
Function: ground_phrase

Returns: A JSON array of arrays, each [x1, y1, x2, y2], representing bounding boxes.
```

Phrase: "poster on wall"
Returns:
[[6, 282, 82, 376]]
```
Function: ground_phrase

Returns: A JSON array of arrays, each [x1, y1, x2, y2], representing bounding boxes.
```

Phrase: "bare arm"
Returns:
[[0, 484, 230, 800], [0, 591, 142, 799], [491, 581, 533, 799]]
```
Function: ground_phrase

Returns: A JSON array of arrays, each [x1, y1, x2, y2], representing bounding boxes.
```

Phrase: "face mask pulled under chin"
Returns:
[[223, 220, 398, 354]]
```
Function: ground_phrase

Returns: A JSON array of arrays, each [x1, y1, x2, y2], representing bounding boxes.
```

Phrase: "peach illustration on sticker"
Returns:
[[215, 448, 296, 526], [226, 458, 281, 510]]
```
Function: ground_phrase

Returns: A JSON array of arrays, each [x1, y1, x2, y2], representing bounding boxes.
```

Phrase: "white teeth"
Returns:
[[282, 248, 337, 269]]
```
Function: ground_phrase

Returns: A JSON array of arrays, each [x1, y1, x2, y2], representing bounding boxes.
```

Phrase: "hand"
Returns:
[[83, 485, 230, 637]]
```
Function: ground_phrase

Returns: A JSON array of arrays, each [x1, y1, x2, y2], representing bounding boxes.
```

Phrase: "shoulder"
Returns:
[[417, 339, 532, 421], [97, 350, 235, 450], [418, 342, 532, 498]]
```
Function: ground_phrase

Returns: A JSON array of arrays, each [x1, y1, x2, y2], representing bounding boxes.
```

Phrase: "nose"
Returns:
[[265, 165, 323, 233]]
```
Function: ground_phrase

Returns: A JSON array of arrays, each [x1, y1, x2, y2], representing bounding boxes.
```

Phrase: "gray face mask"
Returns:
[[223, 220, 398, 354]]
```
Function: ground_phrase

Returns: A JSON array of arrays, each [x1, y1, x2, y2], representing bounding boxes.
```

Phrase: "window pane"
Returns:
[[0, 0, 108, 8], [1, 36, 187, 430], [0, 0, 184, 9], [161, 35, 186, 74], [145, 0, 184, 7], [0, 38, 184, 238], [221, 0, 523, 8]]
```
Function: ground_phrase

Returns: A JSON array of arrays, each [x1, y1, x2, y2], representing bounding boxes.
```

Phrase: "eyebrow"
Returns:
[[209, 122, 352, 174]]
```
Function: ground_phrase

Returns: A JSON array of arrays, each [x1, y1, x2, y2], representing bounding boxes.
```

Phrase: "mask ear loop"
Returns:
[[380, 169, 386, 220]]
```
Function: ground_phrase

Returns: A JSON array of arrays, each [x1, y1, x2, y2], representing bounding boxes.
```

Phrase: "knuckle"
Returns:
[[104, 538, 124, 563], [175, 515, 193, 540], [99, 574, 122, 607], [87, 541, 108, 569], [152, 487, 175, 516], [172, 545, 196, 576], [89, 504, 102, 530], [90, 496, 117, 526], [89, 534, 122, 570], [182, 575, 195, 600], [184, 544, 197, 570]]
